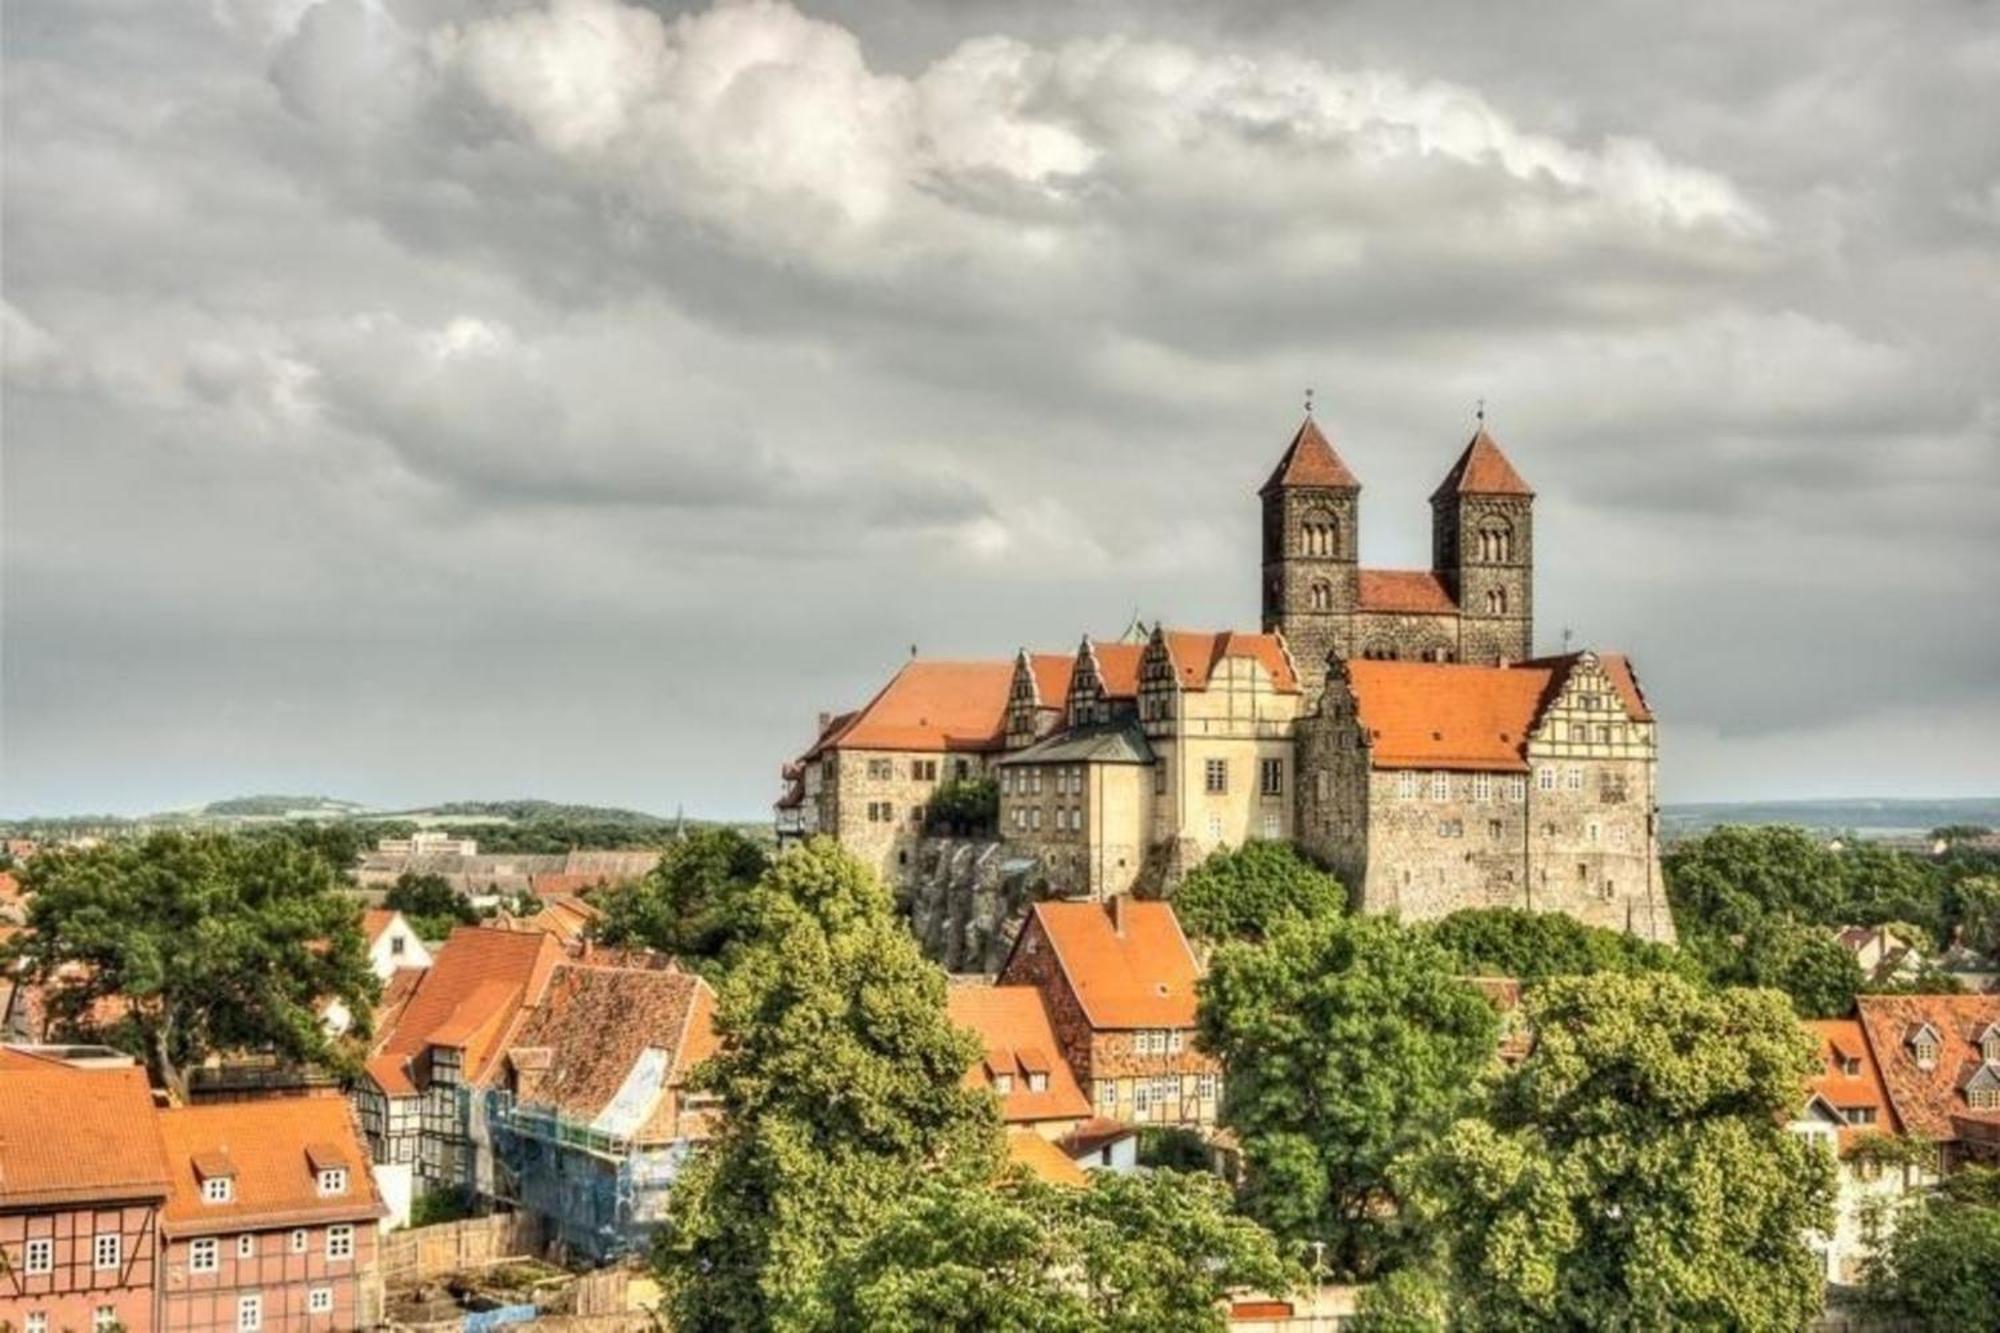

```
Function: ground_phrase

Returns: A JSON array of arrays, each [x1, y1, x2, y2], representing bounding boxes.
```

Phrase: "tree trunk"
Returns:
[[150, 1021, 187, 1103]]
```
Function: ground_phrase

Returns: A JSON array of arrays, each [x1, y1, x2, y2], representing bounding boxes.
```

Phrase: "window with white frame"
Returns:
[[1260, 758, 1284, 797], [94, 1309, 117, 1333], [1204, 758, 1227, 794], [1197, 1073, 1218, 1100], [25, 1238, 53, 1274], [238, 1294, 262, 1332], [318, 1167, 347, 1197], [25, 1312, 48, 1333], [326, 1225, 354, 1261], [1397, 771, 1418, 800], [94, 1233, 121, 1271], [191, 1238, 220, 1273], [309, 1288, 334, 1315], [1565, 767, 1584, 791], [290, 1229, 307, 1254], [1472, 773, 1492, 802], [1097, 1080, 1117, 1114], [1030, 808, 1042, 831], [1537, 766, 1556, 792], [1262, 813, 1281, 839], [1207, 815, 1224, 842], [1507, 776, 1527, 802], [238, 1233, 255, 1259], [202, 1175, 233, 1204], [1133, 1080, 1152, 1117], [1430, 773, 1451, 800], [1167, 1029, 1183, 1054]]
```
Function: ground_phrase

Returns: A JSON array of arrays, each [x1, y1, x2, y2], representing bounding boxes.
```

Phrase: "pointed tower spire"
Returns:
[[1261, 415, 1360, 495], [1430, 425, 1533, 501]]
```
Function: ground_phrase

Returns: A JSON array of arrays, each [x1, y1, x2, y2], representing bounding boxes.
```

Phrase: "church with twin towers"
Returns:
[[780, 407, 1675, 944]]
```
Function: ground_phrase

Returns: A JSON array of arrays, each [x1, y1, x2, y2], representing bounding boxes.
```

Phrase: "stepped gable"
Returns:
[[1430, 426, 1534, 499], [1260, 415, 1360, 493], [1157, 629, 1300, 694]]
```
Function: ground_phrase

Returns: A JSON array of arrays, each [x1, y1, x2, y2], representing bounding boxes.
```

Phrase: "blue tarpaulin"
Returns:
[[463, 1304, 539, 1332]]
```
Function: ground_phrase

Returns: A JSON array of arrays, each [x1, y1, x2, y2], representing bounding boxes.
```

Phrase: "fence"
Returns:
[[380, 1213, 548, 1286]]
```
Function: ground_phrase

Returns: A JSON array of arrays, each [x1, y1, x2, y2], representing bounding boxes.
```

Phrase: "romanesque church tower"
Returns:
[[1259, 415, 1359, 698], [1430, 428, 1535, 664]]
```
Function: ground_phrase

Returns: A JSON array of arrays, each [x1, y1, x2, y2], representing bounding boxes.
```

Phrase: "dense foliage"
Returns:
[[1428, 907, 1696, 984], [382, 871, 480, 941], [926, 777, 999, 834], [1173, 840, 1347, 943], [592, 827, 771, 966], [1198, 912, 1498, 1278], [3, 832, 378, 1097], [821, 1171, 1296, 1332], [1863, 1167, 2000, 1330], [1398, 972, 1833, 1331]]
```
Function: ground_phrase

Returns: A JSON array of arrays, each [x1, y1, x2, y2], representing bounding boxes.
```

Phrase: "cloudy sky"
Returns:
[[3, 0, 1996, 818]]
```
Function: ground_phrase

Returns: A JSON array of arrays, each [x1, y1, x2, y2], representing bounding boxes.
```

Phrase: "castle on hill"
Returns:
[[777, 413, 1675, 942]]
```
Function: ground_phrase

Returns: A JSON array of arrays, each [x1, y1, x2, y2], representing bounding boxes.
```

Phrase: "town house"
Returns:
[[946, 981, 1094, 1141], [1855, 994, 2000, 1170]]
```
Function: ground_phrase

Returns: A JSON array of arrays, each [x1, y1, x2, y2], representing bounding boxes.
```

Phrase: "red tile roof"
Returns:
[[1430, 427, 1533, 499], [158, 1097, 385, 1233], [1357, 569, 1458, 615], [1856, 995, 2000, 1140], [947, 983, 1093, 1126], [1261, 416, 1359, 493], [1006, 1129, 1088, 1187], [529, 872, 613, 898], [360, 908, 399, 946], [0, 1049, 170, 1207], [1027, 653, 1076, 709], [370, 926, 563, 1094], [822, 659, 1016, 753], [504, 962, 716, 1145], [1804, 1018, 1899, 1150], [1346, 660, 1551, 772], [1158, 630, 1300, 695], [1085, 642, 1146, 699], [1016, 900, 1201, 1030]]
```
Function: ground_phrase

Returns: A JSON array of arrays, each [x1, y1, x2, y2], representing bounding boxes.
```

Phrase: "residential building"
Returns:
[[1788, 1019, 1931, 1286], [1855, 994, 2000, 1169], [781, 411, 1670, 942], [1835, 925, 1926, 988], [0, 1047, 170, 1333], [155, 1098, 385, 1332], [946, 982, 1093, 1140], [997, 899, 1220, 1127], [355, 927, 563, 1195], [360, 910, 432, 979], [484, 961, 719, 1262], [1059, 1118, 1141, 1174]]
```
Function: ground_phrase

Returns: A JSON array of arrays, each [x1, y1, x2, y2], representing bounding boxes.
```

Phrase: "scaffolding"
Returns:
[[481, 1090, 693, 1263]]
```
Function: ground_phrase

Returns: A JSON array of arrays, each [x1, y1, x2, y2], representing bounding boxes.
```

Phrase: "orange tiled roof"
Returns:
[[1346, 660, 1550, 772], [1027, 653, 1076, 709], [0, 1049, 170, 1207], [1159, 630, 1300, 695], [1006, 1129, 1088, 1187], [1804, 1018, 1899, 1151], [504, 962, 716, 1145], [1020, 900, 1201, 1030], [823, 659, 1016, 754], [360, 908, 398, 946], [1430, 427, 1533, 499], [370, 925, 563, 1093], [1856, 994, 2000, 1140], [1261, 416, 1359, 493], [1357, 570, 1457, 615], [529, 872, 611, 898], [0, 870, 24, 909], [158, 1097, 385, 1233], [948, 983, 1093, 1126], [1087, 642, 1146, 699]]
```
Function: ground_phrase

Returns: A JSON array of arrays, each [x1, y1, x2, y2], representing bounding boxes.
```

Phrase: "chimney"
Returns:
[[1108, 894, 1127, 937]]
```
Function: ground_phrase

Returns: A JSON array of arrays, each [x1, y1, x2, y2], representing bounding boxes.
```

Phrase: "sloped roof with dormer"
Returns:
[[158, 1097, 385, 1234], [368, 925, 564, 1095], [1855, 994, 2000, 1140], [947, 981, 1092, 1126]]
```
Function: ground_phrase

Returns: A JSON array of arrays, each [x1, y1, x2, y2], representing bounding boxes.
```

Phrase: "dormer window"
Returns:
[[991, 1071, 1014, 1095], [203, 1175, 233, 1203], [1840, 1057, 1861, 1077], [318, 1168, 347, 1196], [1914, 1038, 1939, 1070], [1027, 1071, 1048, 1093]]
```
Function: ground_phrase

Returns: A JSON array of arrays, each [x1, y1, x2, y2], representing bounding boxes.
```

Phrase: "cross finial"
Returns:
[[1304, 387, 1314, 418], [1476, 396, 1486, 425]]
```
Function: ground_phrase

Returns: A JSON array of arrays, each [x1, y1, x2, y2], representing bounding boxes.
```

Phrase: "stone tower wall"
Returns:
[[1261, 487, 1358, 696]]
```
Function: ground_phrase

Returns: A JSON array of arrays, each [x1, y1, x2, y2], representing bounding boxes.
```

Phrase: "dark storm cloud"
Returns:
[[2, 0, 1995, 816]]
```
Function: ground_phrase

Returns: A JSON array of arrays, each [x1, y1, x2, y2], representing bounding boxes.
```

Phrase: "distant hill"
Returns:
[[402, 799, 669, 825], [1661, 797, 2000, 838], [199, 795, 372, 818]]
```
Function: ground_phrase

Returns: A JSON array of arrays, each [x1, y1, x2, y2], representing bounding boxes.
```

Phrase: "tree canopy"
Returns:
[[1197, 912, 1498, 1278], [1863, 1166, 2000, 1331], [1427, 907, 1695, 985], [1172, 840, 1347, 944], [382, 870, 479, 941], [592, 826, 771, 966], [1397, 971, 1833, 1331], [4, 832, 378, 1098]]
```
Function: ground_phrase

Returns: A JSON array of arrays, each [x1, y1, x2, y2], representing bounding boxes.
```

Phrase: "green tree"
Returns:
[[1428, 907, 1695, 985], [654, 838, 1000, 1332], [1691, 915, 1862, 1018], [1198, 913, 1499, 1277], [592, 827, 770, 965], [1862, 1178, 2000, 1331], [383, 871, 478, 940], [1398, 972, 1833, 1331], [1664, 825, 1844, 936], [822, 1170, 1297, 1332], [926, 777, 999, 835], [4, 832, 378, 1098], [1947, 875, 2000, 955], [1173, 840, 1346, 943]]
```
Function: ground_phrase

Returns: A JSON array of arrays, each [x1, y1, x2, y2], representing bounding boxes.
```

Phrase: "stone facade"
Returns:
[[815, 747, 984, 888]]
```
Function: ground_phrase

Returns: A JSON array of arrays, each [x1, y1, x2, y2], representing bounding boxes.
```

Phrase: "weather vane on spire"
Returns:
[[1476, 396, 1486, 425], [1304, 387, 1315, 418]]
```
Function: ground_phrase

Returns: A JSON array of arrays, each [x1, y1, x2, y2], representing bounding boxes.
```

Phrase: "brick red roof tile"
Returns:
[[1158, 630, 1300, 695], [1347, 654, 1652, 772], [1804, 1018, 1899, 1151], [371, 926, 563, 1093], [947, 983, 1092, 1126], [1028, 653, 1076, 708], [1260, 416, 1359, 493], [821, 659, 1017, 754], [158, 1097, 385, 1233], [0, 1049, 170, 1207], [1084, 642, 1145, 699], [1856, 994, 2000, 1141], [1357, 570, 1458, 615], [1017, 900, 1201, 1030], [1006, 1129, 1088, 1187], [1430, 427, 1533, 500]]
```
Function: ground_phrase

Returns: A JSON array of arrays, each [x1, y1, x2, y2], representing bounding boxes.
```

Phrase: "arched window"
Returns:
[[1310, 581, 1333, 612], [1478, 520, 1512, 563], [1362, 642, 1398, 661], [1300, 511, 1339, 558], [1485, 588, 1507, 615]]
